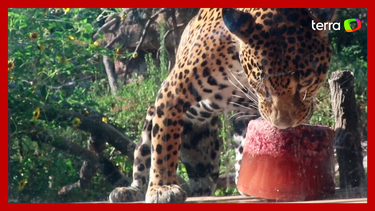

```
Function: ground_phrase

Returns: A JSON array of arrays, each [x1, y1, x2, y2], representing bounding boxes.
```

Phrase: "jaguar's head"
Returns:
[[223, 8, 335, 129]]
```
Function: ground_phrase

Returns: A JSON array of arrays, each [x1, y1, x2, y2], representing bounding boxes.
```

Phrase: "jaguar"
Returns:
[[109, 8, 335, 203]]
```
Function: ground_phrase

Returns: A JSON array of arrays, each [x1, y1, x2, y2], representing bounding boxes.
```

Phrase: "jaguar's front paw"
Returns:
[[109, 186, 144, 202], [145, 185, 187, 203]]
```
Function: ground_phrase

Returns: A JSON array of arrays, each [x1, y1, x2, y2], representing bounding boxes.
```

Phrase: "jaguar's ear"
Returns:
[[308, 8, 336, 22], [222, 8, 254, 41]]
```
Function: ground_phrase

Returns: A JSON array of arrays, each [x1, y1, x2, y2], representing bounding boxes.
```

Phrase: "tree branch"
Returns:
[[103, 55, 118, 95], [104, 34, 122, 49], [29, 130, 132, 193], [132, 8, 167, 56], [169, 8, 179, 55], [93, 17, 121, 41], [39, 106, 136, 160]]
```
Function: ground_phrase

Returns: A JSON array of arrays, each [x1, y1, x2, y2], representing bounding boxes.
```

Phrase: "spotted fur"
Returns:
[[109, 8, 335, 203]]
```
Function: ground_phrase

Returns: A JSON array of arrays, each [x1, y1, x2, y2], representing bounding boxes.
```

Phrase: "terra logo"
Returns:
[[311, 18, 361, 32]]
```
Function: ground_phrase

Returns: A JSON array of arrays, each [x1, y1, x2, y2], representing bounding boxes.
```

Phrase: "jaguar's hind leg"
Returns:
[[180, 115, 222, 196]]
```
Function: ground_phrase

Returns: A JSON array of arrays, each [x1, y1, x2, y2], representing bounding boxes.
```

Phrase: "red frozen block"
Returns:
[[237, 119, 336, 201]]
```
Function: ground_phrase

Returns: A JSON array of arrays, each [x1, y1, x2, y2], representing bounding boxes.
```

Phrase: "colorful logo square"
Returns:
[[344, 18, 361, 32]]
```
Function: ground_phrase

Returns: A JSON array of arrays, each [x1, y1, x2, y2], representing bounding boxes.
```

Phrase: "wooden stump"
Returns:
[[328, 70, 366, 188]]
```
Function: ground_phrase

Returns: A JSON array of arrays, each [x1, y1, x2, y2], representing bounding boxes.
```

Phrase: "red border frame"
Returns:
[[5, 1, 371, 209]]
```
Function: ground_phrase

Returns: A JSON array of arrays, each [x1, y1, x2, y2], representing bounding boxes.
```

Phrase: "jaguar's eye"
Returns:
[[298, 78, 315, 101]]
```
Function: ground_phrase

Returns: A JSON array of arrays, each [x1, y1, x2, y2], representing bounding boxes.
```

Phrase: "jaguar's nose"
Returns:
[[269, 116, 294, 130], [268, 108, 296, 130]]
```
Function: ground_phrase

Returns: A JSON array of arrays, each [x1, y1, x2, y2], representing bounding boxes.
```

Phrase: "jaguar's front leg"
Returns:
[[145, 87, 191, 203]]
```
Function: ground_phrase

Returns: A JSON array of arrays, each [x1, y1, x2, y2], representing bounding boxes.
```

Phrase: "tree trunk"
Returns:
[[328, 70, 366, 188]]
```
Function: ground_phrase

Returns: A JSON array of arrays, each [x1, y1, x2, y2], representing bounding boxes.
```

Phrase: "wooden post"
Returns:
[[328, 70, 366, 188]]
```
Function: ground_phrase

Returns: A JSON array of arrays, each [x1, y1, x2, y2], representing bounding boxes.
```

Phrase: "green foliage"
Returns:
[[8, 8, 124, 202], [8, 7, 172, 202]]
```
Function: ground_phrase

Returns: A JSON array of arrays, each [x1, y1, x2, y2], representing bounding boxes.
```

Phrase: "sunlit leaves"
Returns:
[[71, 117, 82, 128], [32, 108, 41, 120], [8, 61, 15, 71], [63, 8, 70, 14], [101, 117, 108, 123], [29, 32, 38, 41]]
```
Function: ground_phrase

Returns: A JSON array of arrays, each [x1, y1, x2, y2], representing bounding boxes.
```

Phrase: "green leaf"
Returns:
[[59, 91, 65, 101]]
